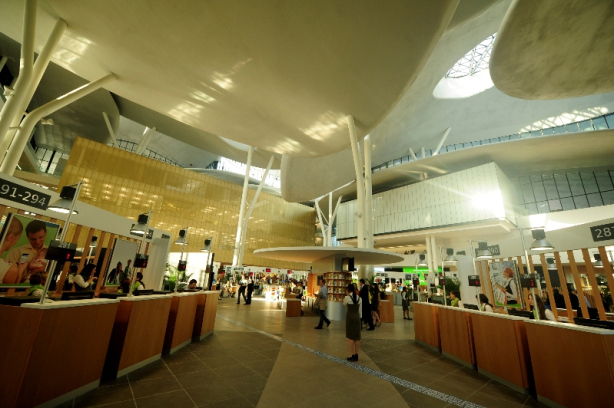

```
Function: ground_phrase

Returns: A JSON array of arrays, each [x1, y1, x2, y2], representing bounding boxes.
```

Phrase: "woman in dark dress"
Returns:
[[344, 283, 362, 361], [370, 284, 381, 327]]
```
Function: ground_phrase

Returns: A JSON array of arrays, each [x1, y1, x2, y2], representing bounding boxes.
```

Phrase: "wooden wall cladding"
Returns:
[[439, 307, 476, 366], [193, 292, 219, 338], [413, 302, 440, 350], [164, 294, 200, 352]]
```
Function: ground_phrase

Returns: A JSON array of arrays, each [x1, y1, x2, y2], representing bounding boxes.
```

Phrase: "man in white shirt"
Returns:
[[315, 278, 331, 329], [6, 220, 49, 283]]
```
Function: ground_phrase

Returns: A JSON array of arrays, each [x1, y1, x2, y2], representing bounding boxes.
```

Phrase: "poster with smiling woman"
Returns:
[[0, 213, 60, 285]]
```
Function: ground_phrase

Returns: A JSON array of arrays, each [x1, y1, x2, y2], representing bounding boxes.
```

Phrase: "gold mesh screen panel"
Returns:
[[59, 138, 315, 269]]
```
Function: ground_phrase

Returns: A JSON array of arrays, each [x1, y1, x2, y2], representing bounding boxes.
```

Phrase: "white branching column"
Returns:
[[315, 193, 342, 247], [347, 115, 374, 281], [232, 147, 253, 267]]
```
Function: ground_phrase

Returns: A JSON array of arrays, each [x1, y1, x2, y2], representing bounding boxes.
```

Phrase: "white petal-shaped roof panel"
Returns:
[[490, 0, 614, 99], [0, 0, 459, 157]]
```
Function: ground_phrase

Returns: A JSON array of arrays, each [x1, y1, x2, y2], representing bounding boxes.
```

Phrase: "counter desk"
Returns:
[[103, 295, 172, 379], [438, 305, 476, 369], [379, 300, 394, 323], [469, 310, 533, 394], [163, 292, 200, 354], [525, 320, 614, 407], [193, 291, 220, 341], [0, 298, 119, 408], [413, 302, 441, 351]]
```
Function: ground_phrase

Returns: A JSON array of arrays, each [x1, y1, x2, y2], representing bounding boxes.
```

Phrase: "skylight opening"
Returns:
[[446, 34, 496, 78]]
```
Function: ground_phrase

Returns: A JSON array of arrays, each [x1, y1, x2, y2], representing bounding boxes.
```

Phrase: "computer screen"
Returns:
[[508, 309, 534, 319], [463, 304, 479, 310], [61, 291, 95, 301], [574, 317, 614, 330], [133, 289, 154, 296]]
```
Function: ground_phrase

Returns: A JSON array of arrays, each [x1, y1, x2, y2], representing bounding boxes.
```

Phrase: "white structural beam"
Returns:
[[0, 57, 7, 72], [0, 0, 37, 151], [0, 73, 117, 175], [314, 197, 328, 246], [238, 155, 274, 265], [433, 127, 451, 156], [102, 111, 118, 146], [232, 146, 253, 266], [347, 115, 365, 248], [135, 126, 156, 154], [421, 147, 426, 160], [364, 135, 373, 249], [0, 18, 67, 164], [408, 147, 418, 161]]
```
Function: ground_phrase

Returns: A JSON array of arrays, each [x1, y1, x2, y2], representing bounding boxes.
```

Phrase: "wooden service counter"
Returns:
[[103, 295, 173, 379], [438, 306, 476, 368], [379, 300, 394, 323], [525, 320, 614, 407], [470, 311, 533, 394], [284, 298, 302, 317], [193, 291, 220, 341], [413, 302, 441, 352], [0, 299, 119, 408], [163, 292, 200, 354]]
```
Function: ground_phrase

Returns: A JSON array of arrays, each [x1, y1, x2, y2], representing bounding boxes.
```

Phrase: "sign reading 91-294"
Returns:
[[590, 223, 614, 242], [0, 177, 50, 210]]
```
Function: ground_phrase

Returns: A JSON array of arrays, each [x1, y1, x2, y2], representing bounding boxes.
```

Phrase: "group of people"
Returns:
[[236, 275, 255, 305]]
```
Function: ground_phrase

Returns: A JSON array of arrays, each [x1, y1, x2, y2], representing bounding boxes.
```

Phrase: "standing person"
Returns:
[[314, 278, 331, 329], [553, 288, 566, 309], [124, 259, 133, 281], [402, 286, 413, 320], [108, 262, 123, 285], [370, 284, 381, 327], [237, 275, 247, 304], [478, 294, 494, 312], [359, 279, 375, 330], [568, 290, 580, 310], [246, 276, 254, 305], [344, 283, 362, 361], [74, 263, 97, 291]]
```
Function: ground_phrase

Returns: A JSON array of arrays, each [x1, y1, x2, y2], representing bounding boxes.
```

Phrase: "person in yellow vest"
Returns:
[[479, 294, 494, 312], [26, 272, 46, 297]]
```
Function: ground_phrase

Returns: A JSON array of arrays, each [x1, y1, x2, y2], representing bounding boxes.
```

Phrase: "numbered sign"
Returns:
[[591, 222, 614, 242], [0, 178, 51, 210], [46, 240, 77, 261]]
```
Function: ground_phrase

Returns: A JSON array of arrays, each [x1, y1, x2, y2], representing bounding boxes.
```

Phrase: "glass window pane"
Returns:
[[542, 127, 555, 135], [567, 173, 585, 196], [521, 183, 536, 204], [554, 174, 572, 198], [530, 175, 542, 184], [533, 181, 547, 202], [573, 195, 589, 209], [595, 171, 613, 192], [520, 176, 531, 185], [463, 142, 472, 148], [580, 172, 599, 194], [509, 134, 520, 140], [520, 132, 531, 139], [605, 113, 614, 128], [447, 145, 455, 152], [561, 197, 576, 211], [552, 125, 566, 134], [565, 122, 579, 133], [592, 117, 608, 130], [490, 138, 500, 143], [578, 120, 594, 132], [537, 201, 550, 213], [602, 191, 614, 206], [543, 178, 559, 200], [531, 130, 543, 137], [587, 193, 603, 207], [455, 144, 464, 150], [548, 199, 562, 212], [526, 202, 538, 215]]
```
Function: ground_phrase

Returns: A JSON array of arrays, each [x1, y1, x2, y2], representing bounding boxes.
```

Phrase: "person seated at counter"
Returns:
[[117, 278, 131, 294], [478, 294, 494, 312], [188, 279, 197, 290], [73, 263, 97, 291], [553, 288, 566, 309], [26, 272, 46, 297], [534, 294, 556, 321], [449, 290, 463, 308], [134, 272, 145, 291]]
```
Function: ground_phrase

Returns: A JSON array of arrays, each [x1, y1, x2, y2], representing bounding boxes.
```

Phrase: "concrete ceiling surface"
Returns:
[[281, 0, 614, 202], [0, 0, 459, 158], [0, 32, 119, 152], [490, 0, 614, 100], [114, 96, 279, 169], [253, 246, 404, 264]]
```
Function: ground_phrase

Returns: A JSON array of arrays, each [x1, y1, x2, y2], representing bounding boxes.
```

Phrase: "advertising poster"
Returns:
[[104, 238, 139, 285], [489, 260, 523, 308], [0, 213, 60, 285]]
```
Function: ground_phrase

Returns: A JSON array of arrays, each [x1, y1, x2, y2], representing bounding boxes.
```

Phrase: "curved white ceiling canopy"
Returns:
[[0, 0, 459, 158], [490, 0, 614, 100]]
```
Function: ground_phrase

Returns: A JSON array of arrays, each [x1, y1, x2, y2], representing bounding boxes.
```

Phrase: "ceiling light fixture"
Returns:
[[130, 213, 150, 235], [48, 185, 79, 214], [530, 228, 554, 251], [594, 254, 604, 268], [476, 242, 493, 259], [174, 228, 188, 246], [201, 237, 213, 252], [444, 248, 458, 263]]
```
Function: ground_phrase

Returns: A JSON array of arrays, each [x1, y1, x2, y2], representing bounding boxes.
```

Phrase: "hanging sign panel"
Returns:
[[0, 177, 51, 210], [590, 222, 614, 242]]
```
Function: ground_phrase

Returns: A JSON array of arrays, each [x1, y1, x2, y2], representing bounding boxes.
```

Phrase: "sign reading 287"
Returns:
[[0, 178, 51, 210], [590, 223, 614, 242]]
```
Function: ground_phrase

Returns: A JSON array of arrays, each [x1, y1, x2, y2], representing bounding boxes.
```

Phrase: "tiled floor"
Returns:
[[58, 298, 547, 408]]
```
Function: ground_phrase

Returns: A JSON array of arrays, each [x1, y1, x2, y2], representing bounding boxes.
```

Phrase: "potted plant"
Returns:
[[162, 263, 192, 291]]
